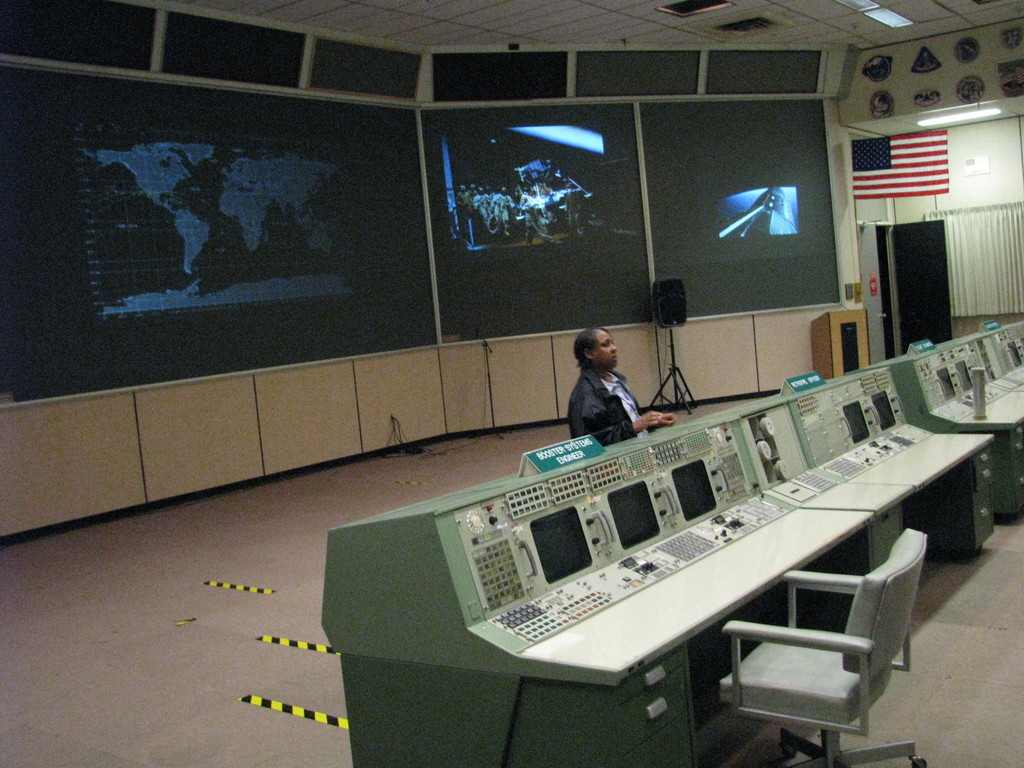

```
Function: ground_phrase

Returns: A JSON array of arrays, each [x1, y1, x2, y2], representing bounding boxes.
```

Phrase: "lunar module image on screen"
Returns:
[[450, 158, 593, 249]]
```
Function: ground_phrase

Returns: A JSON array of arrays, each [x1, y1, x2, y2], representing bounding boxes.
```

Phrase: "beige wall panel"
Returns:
[[0, 394, 145, 535], [893, 117, 1024, 223], [553, 330, 581, 419], [439, 343, 492, 434], [673, 316, 758, 400], [619, 325, 662, 407], [756, 308, 824, 391], [355, 348, 445, 452], [487, 337, 557, 427], [136, 377, 263, 502], [255, 362, 361, 475], [893, 193, 938, 225], [941, 118, 1024, 210]]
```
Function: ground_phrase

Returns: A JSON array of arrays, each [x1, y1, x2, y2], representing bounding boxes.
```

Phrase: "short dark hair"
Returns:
[[573, 327, 607, 369]]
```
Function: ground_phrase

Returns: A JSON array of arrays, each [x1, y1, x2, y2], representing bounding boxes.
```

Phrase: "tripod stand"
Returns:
[[649, 327, 696, 414]]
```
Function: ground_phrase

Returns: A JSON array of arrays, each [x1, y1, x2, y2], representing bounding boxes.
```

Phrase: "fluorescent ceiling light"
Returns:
[[833, 0, 880, 10], [865, 8, 913, 27], [918, 108, 1002, 126]]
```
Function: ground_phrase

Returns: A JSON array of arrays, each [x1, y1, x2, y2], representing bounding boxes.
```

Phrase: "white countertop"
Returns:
[[520, 507, 871, 674]]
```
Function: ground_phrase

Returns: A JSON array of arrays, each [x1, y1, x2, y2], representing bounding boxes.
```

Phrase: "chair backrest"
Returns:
[[843, 528, 927, 695]]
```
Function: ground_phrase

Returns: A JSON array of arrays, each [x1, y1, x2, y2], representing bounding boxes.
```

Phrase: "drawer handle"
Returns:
[[643, 665, 666, 687], [645, 697, 668, 720]]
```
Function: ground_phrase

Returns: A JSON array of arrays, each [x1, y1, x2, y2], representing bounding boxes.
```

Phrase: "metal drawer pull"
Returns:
[[643, 665, 666, 687], [645, 697, 668, 720]]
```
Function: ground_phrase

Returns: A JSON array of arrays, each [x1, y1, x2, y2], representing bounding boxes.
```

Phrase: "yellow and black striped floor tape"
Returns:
[[258, 635, 340, 655], [203, 580, 274, 594], [239, 694, 348, 729]]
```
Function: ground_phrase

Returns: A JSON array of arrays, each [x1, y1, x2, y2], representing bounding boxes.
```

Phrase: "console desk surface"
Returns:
[[520, 507, 871, 674]]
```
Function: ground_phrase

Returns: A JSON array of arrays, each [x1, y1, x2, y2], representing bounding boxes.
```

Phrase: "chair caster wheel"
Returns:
[[779, 742, 797, 759], [910, 756, 927, 768]]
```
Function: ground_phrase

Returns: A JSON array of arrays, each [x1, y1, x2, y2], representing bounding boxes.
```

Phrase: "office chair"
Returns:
[[720, 528, 928, 768]]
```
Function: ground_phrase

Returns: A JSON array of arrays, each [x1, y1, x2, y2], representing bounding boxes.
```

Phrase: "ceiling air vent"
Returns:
[[716, 16, 774, 33]]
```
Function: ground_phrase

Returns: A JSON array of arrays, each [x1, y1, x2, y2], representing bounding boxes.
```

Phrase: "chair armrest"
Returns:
[[784, 570, 863, 594], [722, 620, 874, 655], [783, 571, 863, 628]]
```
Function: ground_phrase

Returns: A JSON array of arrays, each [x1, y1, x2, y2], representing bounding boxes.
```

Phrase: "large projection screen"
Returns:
[[1, 68, 434, 401], [641, 100, 839, 317], [422, 104, 651, 341]]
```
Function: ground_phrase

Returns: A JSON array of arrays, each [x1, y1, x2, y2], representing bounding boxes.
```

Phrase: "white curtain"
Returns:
[[924, 201, 1024, 316]]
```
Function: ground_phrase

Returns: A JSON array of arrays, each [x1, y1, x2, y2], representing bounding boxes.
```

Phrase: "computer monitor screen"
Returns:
[[671, 460, 717, 521], [1008, 342, 1022, 368], [936, 367, 956, 401], [608, 482, 660, 549], [954, 360, 973, 391], [530, 506, 592, 584], [843, 402, 870, 444], [871, 392, 896, 431]]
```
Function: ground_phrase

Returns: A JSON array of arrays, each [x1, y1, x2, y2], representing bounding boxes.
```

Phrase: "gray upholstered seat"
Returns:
[[720, 527, 928, 768]]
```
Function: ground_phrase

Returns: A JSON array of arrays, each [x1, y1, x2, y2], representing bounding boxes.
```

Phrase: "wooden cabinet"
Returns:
[[811, 309, 869, 378]]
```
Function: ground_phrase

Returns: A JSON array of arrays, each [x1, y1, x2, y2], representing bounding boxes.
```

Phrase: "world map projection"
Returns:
[[82, 139, 350, 317]]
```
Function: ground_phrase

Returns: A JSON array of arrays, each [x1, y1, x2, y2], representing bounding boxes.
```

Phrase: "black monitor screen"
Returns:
[[608, 482, 660, 550], [671, 460, 717, 521], [935, 367, 956, 401], [843, 402, 870, 444], [871, 392, 896, 431], [1008, 342, 1022, 368], [530, 506, 592, 584], [954, 360, 973, 392]]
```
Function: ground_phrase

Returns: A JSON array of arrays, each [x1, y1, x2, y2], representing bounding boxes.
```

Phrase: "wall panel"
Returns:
[[553, 330, 581, 421], [136, 378, 263, 502], [624, 325, 667, 408], [255, 362, 361, 475], [673, 316, 758, 400], [0, 394, 145, 535], [439, 343, 492, 434], [941, 119, 1024, 210], [354, 349, 445, 452], [755, 308, 823, 391], [486, 337, 558, 427]]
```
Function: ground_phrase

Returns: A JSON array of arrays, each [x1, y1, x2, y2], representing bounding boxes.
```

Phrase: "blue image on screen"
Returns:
[[717, 186, 798, 238]]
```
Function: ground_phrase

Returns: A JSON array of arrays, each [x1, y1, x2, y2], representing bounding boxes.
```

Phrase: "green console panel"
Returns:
[[340, 655, 519, 768], [505, 645, 694, 768], [888, 347, 1021, 519]]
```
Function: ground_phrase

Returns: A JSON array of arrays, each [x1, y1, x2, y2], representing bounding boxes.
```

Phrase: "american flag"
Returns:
[[851, 130, 948, 199]]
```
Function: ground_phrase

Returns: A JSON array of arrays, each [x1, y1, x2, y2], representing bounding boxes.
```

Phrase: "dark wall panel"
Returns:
[[0, 0, 154, 70], [433, 52, 568, 101], [707, 50, 820, 94], [577, 50, 700, 97], [311, 39, 420, 98], [163, 12, 304, 88], [1, 67, 433, 401]]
